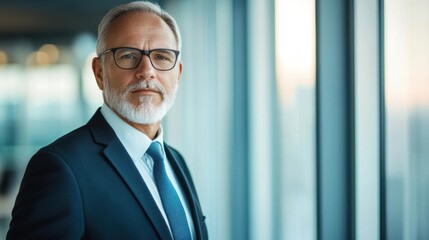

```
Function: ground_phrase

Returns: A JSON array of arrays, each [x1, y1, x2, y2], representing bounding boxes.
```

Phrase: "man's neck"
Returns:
[[112, 109, 161, 140]]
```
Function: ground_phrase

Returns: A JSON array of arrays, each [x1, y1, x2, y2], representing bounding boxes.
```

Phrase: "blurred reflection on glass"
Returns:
[[0, 35, 97, 238], [385, 0, 429, 239], [275, 0, 316, 239]]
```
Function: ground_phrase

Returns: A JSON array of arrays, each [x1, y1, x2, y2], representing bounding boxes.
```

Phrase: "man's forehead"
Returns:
[[106, 12, 176, 44]]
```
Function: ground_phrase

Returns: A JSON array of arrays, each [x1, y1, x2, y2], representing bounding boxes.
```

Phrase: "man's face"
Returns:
[[93, 12, 182, 125]]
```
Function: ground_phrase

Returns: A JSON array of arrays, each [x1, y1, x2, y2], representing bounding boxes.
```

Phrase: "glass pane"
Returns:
[[354, 0, 380, 239], [0, 37, 97, 238], [385, 0, 429, 239], [275, 0, 317, 239]]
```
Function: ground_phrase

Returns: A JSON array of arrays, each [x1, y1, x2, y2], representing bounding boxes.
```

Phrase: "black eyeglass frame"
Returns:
[[98, 47, 180, 71]]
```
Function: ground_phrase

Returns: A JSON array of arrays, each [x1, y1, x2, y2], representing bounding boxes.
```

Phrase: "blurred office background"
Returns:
[[0, 0, 427, 239]]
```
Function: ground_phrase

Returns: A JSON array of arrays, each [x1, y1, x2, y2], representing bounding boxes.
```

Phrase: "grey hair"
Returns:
[[96, 1, 182, 56]]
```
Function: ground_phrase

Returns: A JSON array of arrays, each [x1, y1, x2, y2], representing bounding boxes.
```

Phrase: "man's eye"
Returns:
[[153, 54, 172, 62], [120, 54, 138, 60]]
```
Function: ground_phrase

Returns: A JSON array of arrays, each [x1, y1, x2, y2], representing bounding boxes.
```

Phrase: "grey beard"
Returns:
[[103, 79, 178, 124]]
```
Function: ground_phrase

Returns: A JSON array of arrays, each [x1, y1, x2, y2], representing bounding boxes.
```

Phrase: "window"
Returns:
[[385, 0, 429, 239], [275, 0, 317, 239]]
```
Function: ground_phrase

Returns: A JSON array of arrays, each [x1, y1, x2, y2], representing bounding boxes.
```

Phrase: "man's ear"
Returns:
[[92, 57, 104, 90], [177, 61, 183, 82]]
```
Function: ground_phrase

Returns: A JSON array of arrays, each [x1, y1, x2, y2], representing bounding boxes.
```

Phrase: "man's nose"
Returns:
[[135, 55, 155, 78]]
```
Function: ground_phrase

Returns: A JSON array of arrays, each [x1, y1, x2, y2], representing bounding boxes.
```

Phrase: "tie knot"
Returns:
[[147, 141, 164, 163]]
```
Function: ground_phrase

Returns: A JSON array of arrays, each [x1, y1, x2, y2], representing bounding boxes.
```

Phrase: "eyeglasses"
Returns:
[[99, 47, 180, 71]]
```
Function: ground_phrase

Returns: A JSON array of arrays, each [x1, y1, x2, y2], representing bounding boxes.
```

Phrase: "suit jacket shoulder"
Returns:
[[8, 109, 208, 240]]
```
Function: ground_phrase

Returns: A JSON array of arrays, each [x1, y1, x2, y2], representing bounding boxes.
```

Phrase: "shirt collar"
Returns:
[[100, 104, 164, 162]]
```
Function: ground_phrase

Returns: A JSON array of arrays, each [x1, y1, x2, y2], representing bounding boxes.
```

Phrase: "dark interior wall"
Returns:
[[0, 0, 164, 39]]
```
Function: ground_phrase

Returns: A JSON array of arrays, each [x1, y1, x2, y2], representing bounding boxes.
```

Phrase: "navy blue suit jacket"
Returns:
[[7, 109, 208, 240]]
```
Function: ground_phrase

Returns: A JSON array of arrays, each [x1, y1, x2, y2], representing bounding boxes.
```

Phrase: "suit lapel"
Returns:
[[88, 110, 172, 240], [165, 145, 206, 239]]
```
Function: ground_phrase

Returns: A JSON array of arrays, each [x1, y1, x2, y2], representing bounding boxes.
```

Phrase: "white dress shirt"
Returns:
[[100, 104, 195, 239]]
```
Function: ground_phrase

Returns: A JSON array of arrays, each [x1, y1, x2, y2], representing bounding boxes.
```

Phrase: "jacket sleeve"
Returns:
[[7, 150, 85, 240]]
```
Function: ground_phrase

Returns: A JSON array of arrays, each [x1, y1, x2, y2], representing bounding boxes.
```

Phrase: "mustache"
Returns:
[[126, 80, 166, 97]]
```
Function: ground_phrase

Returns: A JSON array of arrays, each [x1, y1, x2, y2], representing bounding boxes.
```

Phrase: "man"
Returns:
[[7, 1, 208, 239]]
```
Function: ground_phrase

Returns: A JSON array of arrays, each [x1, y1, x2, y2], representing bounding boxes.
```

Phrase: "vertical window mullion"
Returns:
[[316, 0, 354, 239]]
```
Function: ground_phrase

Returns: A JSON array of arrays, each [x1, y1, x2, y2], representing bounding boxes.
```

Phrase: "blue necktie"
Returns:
[[147, 142, 192, 240]]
